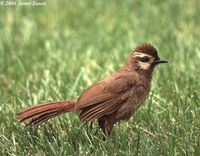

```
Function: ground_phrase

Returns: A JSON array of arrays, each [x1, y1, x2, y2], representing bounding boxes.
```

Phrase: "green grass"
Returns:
[[0, 0, 200, 155]]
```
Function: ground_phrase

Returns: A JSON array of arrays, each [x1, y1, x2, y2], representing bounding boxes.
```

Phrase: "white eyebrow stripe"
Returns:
[[133, 52, 152, 58]]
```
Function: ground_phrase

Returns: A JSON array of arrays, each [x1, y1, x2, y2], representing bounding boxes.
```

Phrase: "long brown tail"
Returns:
[[16, 100, 77, 126]]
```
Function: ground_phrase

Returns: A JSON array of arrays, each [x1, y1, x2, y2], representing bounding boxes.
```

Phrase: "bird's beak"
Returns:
[[154, 57, 168, 65]]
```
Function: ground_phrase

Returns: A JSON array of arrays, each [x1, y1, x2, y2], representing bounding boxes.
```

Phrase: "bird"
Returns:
[[17, 43, 168, 136]]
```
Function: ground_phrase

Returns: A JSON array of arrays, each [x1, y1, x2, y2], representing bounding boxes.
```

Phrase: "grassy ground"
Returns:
[[0, 0, 200, 155]]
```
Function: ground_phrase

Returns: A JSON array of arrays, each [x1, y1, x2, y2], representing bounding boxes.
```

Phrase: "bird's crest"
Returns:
[[134, 43, 158, 58]]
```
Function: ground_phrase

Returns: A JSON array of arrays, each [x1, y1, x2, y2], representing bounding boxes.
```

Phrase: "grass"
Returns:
[[0, 0, 200, 155]]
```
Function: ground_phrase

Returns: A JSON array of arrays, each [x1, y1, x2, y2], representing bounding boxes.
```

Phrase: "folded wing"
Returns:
[[77, 74, 135, 121]]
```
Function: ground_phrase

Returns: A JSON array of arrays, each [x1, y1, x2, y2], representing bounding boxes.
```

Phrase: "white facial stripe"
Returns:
[[137, 62, 151, 70], [134, 52, 154, 64], [133, 52, 152, 58]]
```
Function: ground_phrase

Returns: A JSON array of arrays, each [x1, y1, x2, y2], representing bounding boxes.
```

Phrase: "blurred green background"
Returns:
[[0, 0, 200, 155]]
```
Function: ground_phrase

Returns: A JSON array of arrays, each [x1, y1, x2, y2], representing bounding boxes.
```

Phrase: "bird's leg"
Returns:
[[98, 119, 108, 140], [104, 120, 114, 136], [99, 117, 115, 137], [98, 118, 106, 134]]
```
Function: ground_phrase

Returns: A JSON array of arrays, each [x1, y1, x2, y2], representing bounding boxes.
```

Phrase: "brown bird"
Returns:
[[17, 43, 168, 136]]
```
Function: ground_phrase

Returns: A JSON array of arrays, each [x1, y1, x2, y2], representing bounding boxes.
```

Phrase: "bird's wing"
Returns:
[[77, 74, 135, 121]]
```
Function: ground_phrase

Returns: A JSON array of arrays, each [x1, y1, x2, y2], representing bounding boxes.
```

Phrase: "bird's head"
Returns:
[[127, 44, 168, 73]]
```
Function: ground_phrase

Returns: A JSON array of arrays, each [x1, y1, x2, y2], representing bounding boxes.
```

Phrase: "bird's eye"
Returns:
[[140, 56, 150, 62]]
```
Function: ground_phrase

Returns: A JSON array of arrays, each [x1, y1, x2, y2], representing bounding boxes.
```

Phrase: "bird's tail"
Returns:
[[16, 100, 77, 126]]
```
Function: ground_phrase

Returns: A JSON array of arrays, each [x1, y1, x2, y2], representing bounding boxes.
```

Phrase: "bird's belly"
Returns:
[[115, 94, 147, 121]]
